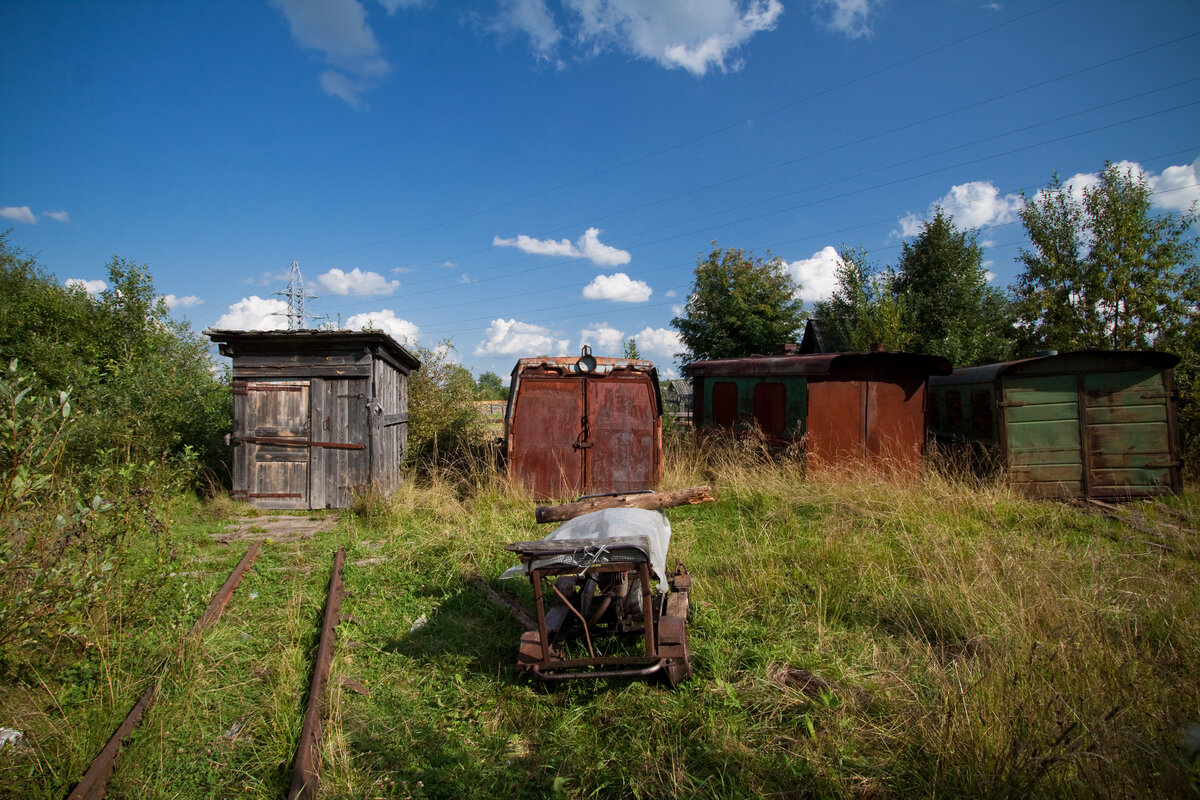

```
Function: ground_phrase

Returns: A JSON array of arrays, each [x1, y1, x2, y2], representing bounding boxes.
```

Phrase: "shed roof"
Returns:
[[205, 329, 422, 371], [684, 351, 951, 378], [930, 349, 1179, 387]]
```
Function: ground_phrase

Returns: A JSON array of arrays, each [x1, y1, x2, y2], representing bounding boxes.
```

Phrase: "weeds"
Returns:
[[2, 437, 1198, 798]]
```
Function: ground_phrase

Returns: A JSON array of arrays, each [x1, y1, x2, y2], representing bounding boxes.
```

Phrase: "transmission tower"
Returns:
[[274, 260, 320, 330]]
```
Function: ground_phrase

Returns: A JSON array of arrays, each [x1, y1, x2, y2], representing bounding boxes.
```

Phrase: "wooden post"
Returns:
[[534, 486, 715, 524]]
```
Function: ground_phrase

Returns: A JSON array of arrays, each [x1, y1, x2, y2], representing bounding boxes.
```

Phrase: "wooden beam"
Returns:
[[534, 486, 715, 524]]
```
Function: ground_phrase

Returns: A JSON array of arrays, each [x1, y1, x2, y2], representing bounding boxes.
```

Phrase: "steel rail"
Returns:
[[288, 547, 346, 800], [67, 543, 261, 800]]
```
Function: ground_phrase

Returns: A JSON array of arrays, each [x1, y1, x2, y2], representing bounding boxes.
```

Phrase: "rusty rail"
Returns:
[[289, 547, 346, 800], [67, 543, 262, 800]]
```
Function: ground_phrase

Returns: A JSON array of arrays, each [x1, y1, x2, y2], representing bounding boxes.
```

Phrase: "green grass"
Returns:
[[2, 440, 1199, 798]]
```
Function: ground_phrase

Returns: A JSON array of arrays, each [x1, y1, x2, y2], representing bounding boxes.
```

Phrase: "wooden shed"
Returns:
[[685, 351, 951, 471], [926, 350, 1182, 499], [206, 329, 421, 509], [506, 348, 662, 500]]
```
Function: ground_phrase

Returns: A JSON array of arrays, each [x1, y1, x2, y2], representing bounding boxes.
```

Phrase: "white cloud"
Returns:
[[785, 246, 841, 303], [214, 296, 290, 330], [493, 0, 564, 60], [43, 210, 70, 223], [316, 267, 400, 296], [897, 180, 1022, 238], [813, 0, 880, 39], [319, 69, 368, 107], [579, 324, 626, 352], [493, 233, 577, 258], [582, 272, 652, 302], [376, 0, 424, 13], [1036, 157, 1200, 214], [64, 278, 107, 297], [474, 318, 570, 357], [1, 206, 36, 224], [563, 0, 783, 76], [270, 0, 391, 106], [630, 326, 682, 359], [345, 309, 419, 343], [494, 226, 631, 266], [163, 294, 203, 309], [1148, 156, 1200, 212]]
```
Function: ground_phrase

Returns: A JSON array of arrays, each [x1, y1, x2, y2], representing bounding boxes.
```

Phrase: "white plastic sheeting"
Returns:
[[501, 507, 672, 591]]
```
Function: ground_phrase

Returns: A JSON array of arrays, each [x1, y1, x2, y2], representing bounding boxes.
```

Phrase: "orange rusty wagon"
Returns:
[[505, 347, 662, 500]]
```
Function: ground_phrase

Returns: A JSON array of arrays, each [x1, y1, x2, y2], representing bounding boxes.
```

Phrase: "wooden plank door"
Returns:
[[1002, 374, 1082, 498], [1082, 369, 1179, 498], [234, 381, 311, 509], [309, 378, 370, 509]]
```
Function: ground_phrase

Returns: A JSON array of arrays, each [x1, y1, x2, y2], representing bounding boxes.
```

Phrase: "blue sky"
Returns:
[[3, 0, 1198, 378]]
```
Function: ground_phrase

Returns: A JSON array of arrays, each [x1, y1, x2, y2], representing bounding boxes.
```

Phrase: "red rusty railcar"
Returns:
[[506, 347, 662, 500], [685, 351, 951, 471]]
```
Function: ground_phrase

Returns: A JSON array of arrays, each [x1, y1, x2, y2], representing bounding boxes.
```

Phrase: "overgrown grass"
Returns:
[[3, 439, 1198, 798]]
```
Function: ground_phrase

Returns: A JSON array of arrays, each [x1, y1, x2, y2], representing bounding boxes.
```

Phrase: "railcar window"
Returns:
[[753, 382, 787, 434], [945, 389, 963, 434], [971, 390, 993, 439], [712, 382, 738, 426]]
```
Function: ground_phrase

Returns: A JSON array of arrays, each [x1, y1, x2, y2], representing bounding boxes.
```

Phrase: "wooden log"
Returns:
[[535, 486, 715, 524]]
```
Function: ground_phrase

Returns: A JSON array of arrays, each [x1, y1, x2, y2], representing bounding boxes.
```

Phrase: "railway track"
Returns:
[[65, 544, 347, 800]]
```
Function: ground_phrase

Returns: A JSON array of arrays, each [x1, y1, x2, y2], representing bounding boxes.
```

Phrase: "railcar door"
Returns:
[[588, 375, 660, 495]]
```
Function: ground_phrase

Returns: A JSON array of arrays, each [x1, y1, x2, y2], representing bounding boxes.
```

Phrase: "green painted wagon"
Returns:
[[927, 350, 1182, 499]]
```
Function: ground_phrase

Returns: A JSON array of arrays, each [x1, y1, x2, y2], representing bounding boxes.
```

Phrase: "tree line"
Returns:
[[671, 162, 1200, 469]]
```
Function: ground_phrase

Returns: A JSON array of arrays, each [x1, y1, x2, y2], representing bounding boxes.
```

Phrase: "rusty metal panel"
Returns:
[[865, 377, 926, 468], [806, 378, 865, 465], [588, 377, 660, 494], [508, 377, 585, 500]]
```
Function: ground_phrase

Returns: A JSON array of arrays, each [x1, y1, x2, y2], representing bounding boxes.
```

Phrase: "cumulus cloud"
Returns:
[[270, 0, 392, 106], [1, 206, 36, 224], [897, 180, 1022, 238], [494, 226, 631, 266], [492, 0, 564, 60], [316, 267, 400, 296], [44, 210, 70, 223], [474, 318, 570, 357], [582, 272, 652, 302], [163, 294, 203, 309], [1148, 156, 1200, 212], [579, 324, 626, 352], [569, 0, 784, 76], [344, 309, 419, 343], [493, 0, 783, 76], [65, 278, 107, 297], [214, 296, 290, 330], [785, 246, 841, 303], [1036, 157, 1200, 214], [630, 326, 682, 358], [813, 0, 880, 39]]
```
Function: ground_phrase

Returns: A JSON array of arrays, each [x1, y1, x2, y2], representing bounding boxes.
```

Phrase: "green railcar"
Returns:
[[927, 350, 1182, 499], [686, 351, 951, 472]]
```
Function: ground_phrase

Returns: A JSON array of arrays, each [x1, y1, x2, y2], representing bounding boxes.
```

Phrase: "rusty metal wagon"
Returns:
[[502, 501, 694, 687]]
